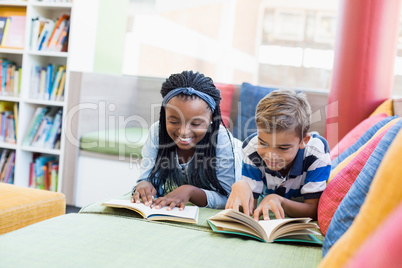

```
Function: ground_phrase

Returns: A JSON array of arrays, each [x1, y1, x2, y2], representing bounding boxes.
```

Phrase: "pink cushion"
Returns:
[[215, 83, 235, 127], [330, 113, 388, 160], [344, 202, 402, 268], [318, 127, 389, 236]]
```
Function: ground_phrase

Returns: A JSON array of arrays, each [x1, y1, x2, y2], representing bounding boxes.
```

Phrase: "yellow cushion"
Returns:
[[369, 99, 393, 117], [0, 183, 65, 235], [328, 117, 400, 183], [319, 128, 402, 267]]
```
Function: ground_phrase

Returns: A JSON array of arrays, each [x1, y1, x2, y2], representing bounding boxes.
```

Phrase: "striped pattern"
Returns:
[[0, 183, 65, 235], [242, 133, 331, 200], [322, 119, 402, 258]]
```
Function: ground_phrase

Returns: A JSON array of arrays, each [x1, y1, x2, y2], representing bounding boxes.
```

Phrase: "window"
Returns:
[[122, 0, 339, 91]]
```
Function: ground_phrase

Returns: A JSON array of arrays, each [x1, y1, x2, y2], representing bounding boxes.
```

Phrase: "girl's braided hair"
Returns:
[[148, 70, 229, 196]]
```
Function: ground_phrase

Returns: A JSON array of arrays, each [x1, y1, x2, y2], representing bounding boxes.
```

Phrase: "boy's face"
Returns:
[[256, 128, 310, 174]]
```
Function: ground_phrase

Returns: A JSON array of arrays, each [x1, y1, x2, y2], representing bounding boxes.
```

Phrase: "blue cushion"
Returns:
[[322, 119, 402, 256], [233, 83, 276, 140], [331, 115, 398, 169]]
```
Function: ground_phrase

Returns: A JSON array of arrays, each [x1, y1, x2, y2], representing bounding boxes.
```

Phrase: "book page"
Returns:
[[101, 199, 199, 223], [257, 218, 313, 242], [210, 209, 266, 240]]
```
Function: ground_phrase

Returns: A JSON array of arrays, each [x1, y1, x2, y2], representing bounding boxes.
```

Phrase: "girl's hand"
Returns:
[[131, 181, 157, 206], [225, 180, 254, 216], [152, 185, 195, 211], [253, 194, 285, 220]]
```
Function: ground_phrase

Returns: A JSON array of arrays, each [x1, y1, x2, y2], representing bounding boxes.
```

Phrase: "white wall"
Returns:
[[69, 0, 99, 72]]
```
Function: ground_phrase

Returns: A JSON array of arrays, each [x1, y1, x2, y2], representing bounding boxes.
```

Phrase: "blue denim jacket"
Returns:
[[135, 122, 242, 209]]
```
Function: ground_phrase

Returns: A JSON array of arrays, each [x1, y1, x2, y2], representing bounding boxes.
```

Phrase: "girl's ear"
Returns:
[[299, 133, 311, 149]]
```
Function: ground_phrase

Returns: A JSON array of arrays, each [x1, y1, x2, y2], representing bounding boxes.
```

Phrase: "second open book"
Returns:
[[207, 209, 322, 244]]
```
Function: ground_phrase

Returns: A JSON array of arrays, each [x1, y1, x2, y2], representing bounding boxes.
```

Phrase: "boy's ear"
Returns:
[[299, 133, 311, 149]]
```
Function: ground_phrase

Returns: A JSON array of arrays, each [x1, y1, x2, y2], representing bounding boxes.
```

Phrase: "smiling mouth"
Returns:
[[265, 160, 283, 168], [177, 136, 194, 144]]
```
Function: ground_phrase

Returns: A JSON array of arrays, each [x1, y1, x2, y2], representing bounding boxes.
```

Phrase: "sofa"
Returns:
[[66, 72, 328, 207], [1, 72, 401, 267], [0, 182, 65, 235]]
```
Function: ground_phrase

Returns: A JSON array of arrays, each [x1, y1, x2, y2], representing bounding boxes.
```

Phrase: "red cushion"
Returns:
[[215, 83, 235, 127], [344, 202, 402, 268], [330, 113, 388, 160], [318, 126, 389, 236]]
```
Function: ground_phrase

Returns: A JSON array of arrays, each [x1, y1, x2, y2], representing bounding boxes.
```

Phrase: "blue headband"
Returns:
[[162, 87, 216, 112]]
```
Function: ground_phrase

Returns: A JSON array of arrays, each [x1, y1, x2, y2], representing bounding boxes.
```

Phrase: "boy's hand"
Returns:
[[225, 180, 254, 216], [131, 181, 157, 206], [253, 194, 285, 220], [152, 185, 194, 211]]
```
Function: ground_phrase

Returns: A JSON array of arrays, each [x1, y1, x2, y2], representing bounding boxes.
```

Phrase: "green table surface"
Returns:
[[0, 194, 323, 268], [0, 213, 322, 268]]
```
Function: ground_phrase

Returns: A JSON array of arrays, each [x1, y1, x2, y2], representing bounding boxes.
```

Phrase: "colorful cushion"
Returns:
[[317, 127, 388, 236], [331, 115, 397, 169], [233, 82, 276, 140], [344, 202, 402, 268], [327, 117, 400, 183], [321, 119, 402, 263], [369, 99, 393, 117], [215, 83, 235, 128], [330, 113, 388, 160]]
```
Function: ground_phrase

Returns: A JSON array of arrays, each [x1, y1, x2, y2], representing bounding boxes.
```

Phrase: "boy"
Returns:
[[226, 89, 331, 220]]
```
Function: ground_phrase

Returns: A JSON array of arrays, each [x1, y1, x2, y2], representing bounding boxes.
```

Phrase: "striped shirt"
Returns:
[[242, 132, 331, 200]]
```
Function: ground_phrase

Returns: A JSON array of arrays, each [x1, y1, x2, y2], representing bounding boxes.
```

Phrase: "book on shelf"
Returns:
[[0, 101, 16, 144], [2, 16, 26, 49], [31, 64, 66, 100], [55, 71, 66, 101], [0, 17, 11, 47], [0, 59, 20, 96], [44, 109, 62, 149], [0, 150, 15, 184], [31, 14, 70, 52], [0, 149, 9, 177], [101, 199, 200, 224], [23, 106, 48, 146], [49, 66, 65, 100], [207, 209, 322, 244], [0, 17, 8, 46], [13, 102, 18, 139], [23, 107, 62, 149], [36, 18, 54, 51], [29, 154, 58, 190], [46, 14, 69, 50]]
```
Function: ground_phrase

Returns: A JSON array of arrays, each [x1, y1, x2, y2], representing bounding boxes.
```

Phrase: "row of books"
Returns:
[[29, 153, 59, 191], [31, 64, 66, 101], [0, 149, 15, 184], [0, 59, 21, 97], [0, 16, 26, 49], [23, 106, 62, 149], [0, 101, 18, 144], [31, 14, 70, 52]]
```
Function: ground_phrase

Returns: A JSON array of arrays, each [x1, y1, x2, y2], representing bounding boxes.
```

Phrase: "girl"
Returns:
[[131, 70, 240, 209]]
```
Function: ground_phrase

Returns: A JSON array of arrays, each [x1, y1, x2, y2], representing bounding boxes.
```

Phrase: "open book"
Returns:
[[207, 209, 322, 244], [101, 199, 199, 224]]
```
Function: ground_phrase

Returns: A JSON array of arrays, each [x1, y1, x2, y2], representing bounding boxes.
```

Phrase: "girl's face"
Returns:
[[165, 96, 213, 151]]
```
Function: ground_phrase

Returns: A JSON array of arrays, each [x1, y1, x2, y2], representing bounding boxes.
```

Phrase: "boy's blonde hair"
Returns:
[[255, 89, 311, 140]]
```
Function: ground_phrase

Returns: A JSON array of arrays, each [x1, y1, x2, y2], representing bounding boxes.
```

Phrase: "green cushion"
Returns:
[[0, 213, 323, 267], [79, 127, 149, 157]]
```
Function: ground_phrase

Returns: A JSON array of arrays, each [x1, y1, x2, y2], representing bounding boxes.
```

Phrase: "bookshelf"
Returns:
[[0, 1, 73, 196]]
